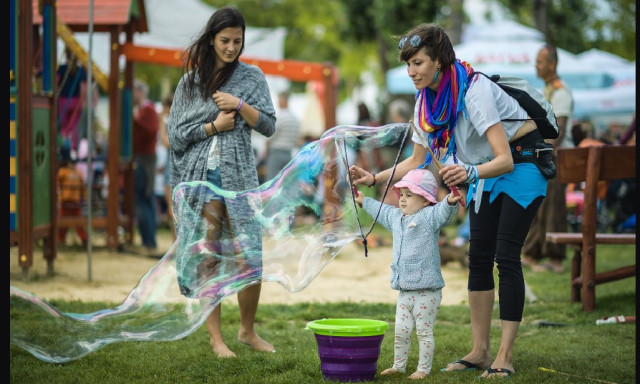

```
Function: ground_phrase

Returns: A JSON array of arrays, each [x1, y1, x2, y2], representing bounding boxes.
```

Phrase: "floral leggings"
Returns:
[[390, 289, 442, 375]]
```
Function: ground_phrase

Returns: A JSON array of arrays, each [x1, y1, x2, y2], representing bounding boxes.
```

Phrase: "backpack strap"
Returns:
[[467, 71, 533, 123]]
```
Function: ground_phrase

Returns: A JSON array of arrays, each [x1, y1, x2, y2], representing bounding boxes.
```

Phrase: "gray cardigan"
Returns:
[[167, 62, 275, 297], [362, 196, 457, 291]]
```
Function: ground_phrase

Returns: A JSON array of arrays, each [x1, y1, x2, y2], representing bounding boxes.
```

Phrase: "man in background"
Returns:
[[265, 91, 301, 180], [522, 44, 574, 273], [132, 79, 160, 257]]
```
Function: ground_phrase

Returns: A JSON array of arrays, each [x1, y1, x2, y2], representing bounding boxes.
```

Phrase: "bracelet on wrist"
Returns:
[[211, 121, 218, 135], [464, 165, 478, 185], [236, 98, 244, 111], [367, 173, 377, 188]]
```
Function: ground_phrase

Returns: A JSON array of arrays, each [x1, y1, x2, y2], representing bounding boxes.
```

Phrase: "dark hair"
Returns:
[[571, 122, 586, 146], [398, 23, 455, 67], [183, 6, 246, 100], [162, 92, 174, 108], [357, 102, 372, 125]]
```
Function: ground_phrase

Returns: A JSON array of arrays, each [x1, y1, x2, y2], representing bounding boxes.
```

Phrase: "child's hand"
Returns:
[[447, 192, 462, 205], [353, 186, 364, 206]]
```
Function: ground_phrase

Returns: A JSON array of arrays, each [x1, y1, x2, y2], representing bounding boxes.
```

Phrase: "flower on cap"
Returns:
[[408, 221, 417, 228]]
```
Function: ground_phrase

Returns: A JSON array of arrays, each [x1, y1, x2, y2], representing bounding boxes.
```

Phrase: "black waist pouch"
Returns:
[[510, 130, 556, 179]]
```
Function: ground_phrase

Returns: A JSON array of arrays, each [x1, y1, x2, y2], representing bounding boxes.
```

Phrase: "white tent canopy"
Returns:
[[386, 40, 613, 94], [386, 21, 635, 127], [63, 0, 290, 133], [461, 19, 544, 43], [58, 0, 286, 75], [135, 0, 286, 62]]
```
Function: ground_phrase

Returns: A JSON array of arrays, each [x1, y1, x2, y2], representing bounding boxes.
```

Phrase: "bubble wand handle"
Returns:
[[352, 185, 363, 208]]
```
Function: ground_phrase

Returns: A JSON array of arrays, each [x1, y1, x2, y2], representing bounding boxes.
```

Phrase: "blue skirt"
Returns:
[[469, 163, 547, 210]]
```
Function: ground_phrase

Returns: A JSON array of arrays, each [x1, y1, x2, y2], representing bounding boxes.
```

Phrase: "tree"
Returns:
[[492, 0, 635, 60], [171, 0, 634, 110]]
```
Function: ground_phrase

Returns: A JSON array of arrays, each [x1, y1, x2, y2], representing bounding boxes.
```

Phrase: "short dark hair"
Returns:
[[398, 23, 455, 67]]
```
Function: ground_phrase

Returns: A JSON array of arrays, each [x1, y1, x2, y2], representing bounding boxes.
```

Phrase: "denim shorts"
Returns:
[[205, 168, 224, 202]]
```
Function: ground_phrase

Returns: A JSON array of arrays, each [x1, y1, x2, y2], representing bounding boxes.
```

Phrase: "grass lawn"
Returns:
[[10, 243, 635, 384]]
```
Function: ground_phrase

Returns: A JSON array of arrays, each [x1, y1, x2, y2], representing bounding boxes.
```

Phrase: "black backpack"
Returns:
[[468, 72, 559, 139]]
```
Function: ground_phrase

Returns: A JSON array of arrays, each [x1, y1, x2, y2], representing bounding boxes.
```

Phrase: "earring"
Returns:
[[209, 40, 214, 46], [433, 68, 440, 83]]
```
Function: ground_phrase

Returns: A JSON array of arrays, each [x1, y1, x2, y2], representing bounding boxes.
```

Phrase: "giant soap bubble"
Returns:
[[10, 123, 411, 363]]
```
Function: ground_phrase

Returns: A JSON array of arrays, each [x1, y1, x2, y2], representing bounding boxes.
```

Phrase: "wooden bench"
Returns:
[[546, 145, 636, 312]]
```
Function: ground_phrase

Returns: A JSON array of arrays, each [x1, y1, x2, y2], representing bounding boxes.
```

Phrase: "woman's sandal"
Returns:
[[478, 367, 513, 379], [440, 359, 481, 372]]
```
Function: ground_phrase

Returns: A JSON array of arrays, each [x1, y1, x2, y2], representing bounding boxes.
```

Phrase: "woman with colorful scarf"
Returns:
[[350, 24, 547, 380]]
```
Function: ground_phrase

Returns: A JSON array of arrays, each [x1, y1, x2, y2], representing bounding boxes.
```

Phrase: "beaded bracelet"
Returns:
[[236, 98, 244, 111]]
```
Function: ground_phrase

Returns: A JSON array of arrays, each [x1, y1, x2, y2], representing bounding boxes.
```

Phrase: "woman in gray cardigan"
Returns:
[[168, 7, 275, 358]]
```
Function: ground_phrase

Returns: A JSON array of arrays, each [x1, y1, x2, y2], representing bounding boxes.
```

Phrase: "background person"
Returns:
[[159, 93, 176, 239], [56, 48, 87, 152], [350, 23, 548, 379], [56, 147, 88, 247], [265, 90, 301, 180], [132, 79, 159, 256], [167, 6, 276, 358], [380, 98, 413, 208], [522, 44, 574, 273], [355, 102, 385, 174], [355, 169, 460, 380]]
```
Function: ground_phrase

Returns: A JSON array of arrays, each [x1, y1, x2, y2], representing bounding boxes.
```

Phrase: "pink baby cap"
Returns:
[[392, 168, 438, 204]]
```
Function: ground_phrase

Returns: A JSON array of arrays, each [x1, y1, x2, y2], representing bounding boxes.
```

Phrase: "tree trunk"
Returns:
[[533, 0, 549, 42], [445, 0, 464, 45]]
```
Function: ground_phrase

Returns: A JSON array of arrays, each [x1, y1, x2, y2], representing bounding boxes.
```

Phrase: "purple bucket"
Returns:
[[314, 334, 385, 382]]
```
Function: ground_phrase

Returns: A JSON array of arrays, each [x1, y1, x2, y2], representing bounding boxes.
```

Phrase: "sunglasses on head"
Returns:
[[398, 35, 421, 50]]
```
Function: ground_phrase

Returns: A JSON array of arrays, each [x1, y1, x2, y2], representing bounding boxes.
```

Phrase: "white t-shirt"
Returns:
[[547, 82, 574, 149], [412, 74, 528, 165]]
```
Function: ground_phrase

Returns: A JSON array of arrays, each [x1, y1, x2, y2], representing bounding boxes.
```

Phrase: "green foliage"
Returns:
[[137, 0, 635, 107], [493, 0, 636, 60], [10, 244, 636, 383], [135, 64, 183, 102]]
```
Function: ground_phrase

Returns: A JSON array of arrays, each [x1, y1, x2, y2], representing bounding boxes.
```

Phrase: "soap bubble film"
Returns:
[[10, 123, 411, 363]]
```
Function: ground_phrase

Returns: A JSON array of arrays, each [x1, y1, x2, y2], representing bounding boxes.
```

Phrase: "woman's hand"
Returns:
[[212, 90, 241, 112], [440, 164, 466, 187], [348, 165, 374, 187], [214, 110, 237, 132]]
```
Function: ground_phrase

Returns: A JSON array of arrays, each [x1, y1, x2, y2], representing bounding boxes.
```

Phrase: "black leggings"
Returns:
[[468, 192, 543, 321]]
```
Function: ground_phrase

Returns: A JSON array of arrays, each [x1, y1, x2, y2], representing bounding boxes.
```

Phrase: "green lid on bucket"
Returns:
[[306, 318, 388, 337]]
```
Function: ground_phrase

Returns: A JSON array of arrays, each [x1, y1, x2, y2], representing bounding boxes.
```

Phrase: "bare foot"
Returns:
[[531, 261, 565, 273], [210, 340, 236, 358], [408, 371, 428, 380], [238, 331, 275, 353], [380, 368, 399, 376], [521, 256, 539, 269]]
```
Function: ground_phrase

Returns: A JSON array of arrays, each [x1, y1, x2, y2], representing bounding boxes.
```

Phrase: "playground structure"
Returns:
[[11, 0, 338, 279]]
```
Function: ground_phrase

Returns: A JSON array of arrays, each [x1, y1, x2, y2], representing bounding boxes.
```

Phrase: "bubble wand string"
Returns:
[[409, 120, 466, 208], [342, 125, 411, 257]]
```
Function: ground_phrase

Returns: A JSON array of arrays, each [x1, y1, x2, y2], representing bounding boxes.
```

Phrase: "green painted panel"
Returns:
[[32, 107, 52, 227]]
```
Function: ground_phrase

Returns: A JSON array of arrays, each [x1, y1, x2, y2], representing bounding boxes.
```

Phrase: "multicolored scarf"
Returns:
[[414, 59, 474, 165]]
